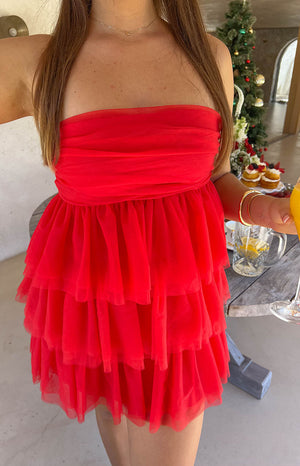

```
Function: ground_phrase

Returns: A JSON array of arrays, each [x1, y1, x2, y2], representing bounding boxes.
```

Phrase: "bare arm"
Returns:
[[208, 36, 297, 236], [0, 34, 50, 125], [0, 36, 32, 124]]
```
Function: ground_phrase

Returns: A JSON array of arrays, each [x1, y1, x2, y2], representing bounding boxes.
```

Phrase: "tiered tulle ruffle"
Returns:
[[16, 186, 230, 432], [15, 105, 231, 433]]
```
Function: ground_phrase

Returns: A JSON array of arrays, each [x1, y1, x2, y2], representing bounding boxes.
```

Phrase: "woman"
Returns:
[[1, 0, 296, 465]]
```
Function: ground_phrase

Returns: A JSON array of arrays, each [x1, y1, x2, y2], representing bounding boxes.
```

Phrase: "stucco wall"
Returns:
[[0, 1, 59, 261], [0, 2, 298, 261]]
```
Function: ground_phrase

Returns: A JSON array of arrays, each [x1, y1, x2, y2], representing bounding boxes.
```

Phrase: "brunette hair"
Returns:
[[33, 0, 233, 173]]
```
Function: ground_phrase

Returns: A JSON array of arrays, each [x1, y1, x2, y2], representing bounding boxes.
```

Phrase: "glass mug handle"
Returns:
[[264, 231, 287, 267]]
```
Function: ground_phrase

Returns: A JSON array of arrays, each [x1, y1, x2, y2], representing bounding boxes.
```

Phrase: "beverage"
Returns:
[[232, 223, 287, 277], [290, 181, 300, 239], [233, 236, 270, 277], [270, 177, 300, 324]]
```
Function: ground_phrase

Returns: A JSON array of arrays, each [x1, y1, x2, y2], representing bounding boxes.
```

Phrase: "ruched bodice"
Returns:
[[55, 104, 222, 205], [15, 105, 230, 433]]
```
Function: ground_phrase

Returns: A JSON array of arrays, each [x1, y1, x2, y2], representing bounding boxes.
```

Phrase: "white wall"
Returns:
[[0, 0, 59, 36], [0, 1, 60, 261]]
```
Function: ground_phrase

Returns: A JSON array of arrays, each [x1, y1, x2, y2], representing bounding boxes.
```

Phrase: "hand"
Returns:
[[252, 195, 297, 235]]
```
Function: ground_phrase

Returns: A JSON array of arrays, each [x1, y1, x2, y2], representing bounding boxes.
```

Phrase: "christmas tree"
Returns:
[[216, 0, 268, 154]]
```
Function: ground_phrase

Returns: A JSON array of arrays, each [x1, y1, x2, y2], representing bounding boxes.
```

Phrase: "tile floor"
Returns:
[[0, 102, 300, 466]]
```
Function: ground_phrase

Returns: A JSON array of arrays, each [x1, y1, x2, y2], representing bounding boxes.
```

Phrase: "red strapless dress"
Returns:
[[15, 104, 231, 433]]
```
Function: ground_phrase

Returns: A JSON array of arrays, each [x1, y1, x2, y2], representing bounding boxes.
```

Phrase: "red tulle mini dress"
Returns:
[[15, 104, 231, 433]]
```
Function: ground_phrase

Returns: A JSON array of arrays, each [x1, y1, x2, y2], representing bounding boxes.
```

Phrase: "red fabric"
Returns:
[[15, 104, 231, 433]]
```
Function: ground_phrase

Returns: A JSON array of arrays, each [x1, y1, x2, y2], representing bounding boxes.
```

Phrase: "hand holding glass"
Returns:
[[270, 180, 300, 324]]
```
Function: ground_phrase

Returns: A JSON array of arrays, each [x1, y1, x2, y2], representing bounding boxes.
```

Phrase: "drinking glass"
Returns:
[[270, 180, 300, 324], [232, 223, 287, 277]]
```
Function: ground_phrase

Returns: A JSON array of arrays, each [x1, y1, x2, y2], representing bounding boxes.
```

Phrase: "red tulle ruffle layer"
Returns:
[[16, 183, 231, 432], [29, 331, 229, 434]]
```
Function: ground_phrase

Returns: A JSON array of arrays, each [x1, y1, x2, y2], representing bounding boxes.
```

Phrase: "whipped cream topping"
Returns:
[[266, 168, 281, 175], [242, 174, 261, 182], [261, 175, 280, 183], [245, 167, 259, 175]]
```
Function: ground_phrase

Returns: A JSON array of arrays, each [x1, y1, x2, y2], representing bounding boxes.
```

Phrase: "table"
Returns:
[[29, 195, 300, 401], [225, 234, 300, 317], [224, 233, 299, 399]]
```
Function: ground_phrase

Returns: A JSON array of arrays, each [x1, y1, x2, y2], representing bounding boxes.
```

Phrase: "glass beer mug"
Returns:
[[232, 223, 287, 277]]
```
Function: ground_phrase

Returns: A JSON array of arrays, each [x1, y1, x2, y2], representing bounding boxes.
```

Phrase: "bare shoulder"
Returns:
[[206, 33, 232, 67], [206, 32, 234, 111], [22, 33, 51, 61], [21, 34, 52, 115], [12, 33, 51, 52]]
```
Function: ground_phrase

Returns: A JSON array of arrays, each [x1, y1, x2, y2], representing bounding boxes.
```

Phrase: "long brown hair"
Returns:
[[33, 0, 233, 174]]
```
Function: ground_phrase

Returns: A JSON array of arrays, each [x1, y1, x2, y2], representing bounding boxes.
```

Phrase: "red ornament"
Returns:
[[245, 77, 250, 82], [252, 46, 256, 49], [264, 148, 268, 151], [252, 125, 256, 128], [246, 59, 251, 64], [259, 148, 263, 152]]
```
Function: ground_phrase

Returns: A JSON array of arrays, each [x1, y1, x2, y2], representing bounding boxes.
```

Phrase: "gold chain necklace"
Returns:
[[90, 15, 158, 36]]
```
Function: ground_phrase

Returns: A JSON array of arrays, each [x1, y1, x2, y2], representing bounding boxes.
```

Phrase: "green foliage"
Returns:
[[216, 0, 268, 153]]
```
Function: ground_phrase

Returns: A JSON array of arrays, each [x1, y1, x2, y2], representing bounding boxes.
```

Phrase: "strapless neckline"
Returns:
[[60, 104, 222, 126]]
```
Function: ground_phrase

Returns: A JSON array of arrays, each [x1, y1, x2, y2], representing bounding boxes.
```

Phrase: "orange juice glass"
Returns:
[[290, 180, 300, 239], [270, 177, 300, 323]]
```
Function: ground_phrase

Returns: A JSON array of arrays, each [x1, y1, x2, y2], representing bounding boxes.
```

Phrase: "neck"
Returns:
[[89, 0, 161, 36]]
